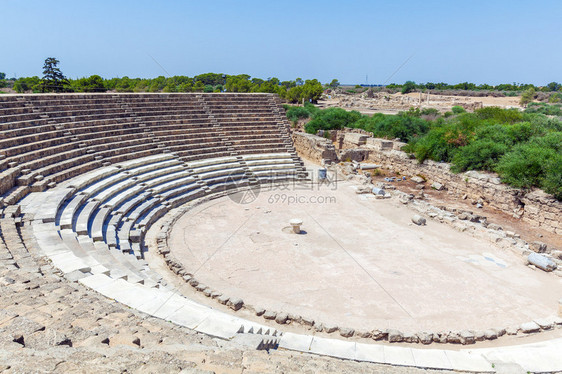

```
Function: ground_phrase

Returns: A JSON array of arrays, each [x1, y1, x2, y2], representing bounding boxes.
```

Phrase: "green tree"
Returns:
[[520, 87, 536, 106], [71, 75, 106, 92], [41, 57, 68, 92], [546, 82, 561, 92], [328, 79, 340, 88], [14, 76, 41, 93], [401, 81, 416, 94]]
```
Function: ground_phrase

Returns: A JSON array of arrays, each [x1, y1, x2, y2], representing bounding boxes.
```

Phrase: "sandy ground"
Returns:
[[167, 179, 562, 335]]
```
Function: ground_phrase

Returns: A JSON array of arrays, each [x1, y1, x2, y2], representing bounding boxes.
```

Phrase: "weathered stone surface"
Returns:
[[227, 298, 244, 311], [262, 311, 276, 320], [417, 332, 433, 344], [528, 253, 557, 272], [339, 328, 354, 338], [323, 325, 337, 333], [459, 330, 475, 345], [109, 333, 141, 348], [275, 313, 288, 324], [484, 329, 498, 340], [530, 241, 547, 253], [520, 322, 540, 333], [431, 182, 444, 191], [410, 176, 424, 184], [387, 329, 403, 342], [371, 329, 387, 340], [533, 318, 553, 330], [411, 214, 426, 226]]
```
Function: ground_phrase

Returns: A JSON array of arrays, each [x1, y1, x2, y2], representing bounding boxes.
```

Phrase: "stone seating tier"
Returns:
[[0, 93, 298, 200]]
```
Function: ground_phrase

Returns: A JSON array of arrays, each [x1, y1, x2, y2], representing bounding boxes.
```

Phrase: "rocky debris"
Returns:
[[387, 329, 403, 343], [530, 241, 547, 253], [371, 329, 388, 341], [355, 186, 372, 194], [255, 307, 265, 316], [313, 322, 323, 332], [533, 318, 554, 330], [357, 330, 372, 339], [275, 313, 289, 325], [217, 295, 230, 305], [403, 333, 418, 343], [411, 215, 426, 226], [339, 328, 354, 338], [487, 223, 502, 231], [446, 332, 462, 344], [431, 182, 444, 191], [228, 298, 244, 311], [459, 330, 475, 345], [323, 325, 338, 334], [417, 332, 433, 345], [520, 322, 541, 333], [263, 311, 277, 320], [410, 176, 425, 184]]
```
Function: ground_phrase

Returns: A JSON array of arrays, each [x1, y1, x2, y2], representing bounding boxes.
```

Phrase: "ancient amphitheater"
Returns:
[[0, 93, 561, 374]]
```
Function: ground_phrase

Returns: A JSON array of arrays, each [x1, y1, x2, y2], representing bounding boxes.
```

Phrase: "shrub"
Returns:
[[520, 87, 536, 106], [542, 155, 562, 200], [495, 143, 558, 188], [304, 108, 362, 134], [421, 108, 440, 116], [286, 106, 310, 123], [451, 105, 466, 114], [451, 140, 509, 172]]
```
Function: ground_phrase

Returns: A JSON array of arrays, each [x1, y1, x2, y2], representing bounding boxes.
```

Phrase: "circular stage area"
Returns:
[[168, 181, 561, 333]]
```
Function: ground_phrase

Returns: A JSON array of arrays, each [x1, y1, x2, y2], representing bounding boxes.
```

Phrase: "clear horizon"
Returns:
[[1, 0, 561, 85]]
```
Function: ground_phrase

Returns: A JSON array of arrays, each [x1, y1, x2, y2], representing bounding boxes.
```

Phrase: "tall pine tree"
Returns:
[[41, 57, 68, 92]]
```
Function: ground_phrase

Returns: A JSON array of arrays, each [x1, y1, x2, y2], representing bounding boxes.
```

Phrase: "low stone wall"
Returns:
[[365, 147, 561, 235], [292, 132, 338, 164], [292, 132, 562, 235]]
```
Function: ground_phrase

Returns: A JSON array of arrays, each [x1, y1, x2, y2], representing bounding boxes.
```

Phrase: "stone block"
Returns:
[[411, 215, 426, 226], [528, 252, 557, 272], [520, 321, 540, 333]]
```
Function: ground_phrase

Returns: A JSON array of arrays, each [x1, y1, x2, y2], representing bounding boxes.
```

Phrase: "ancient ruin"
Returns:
[[1, 93, 561, 373]]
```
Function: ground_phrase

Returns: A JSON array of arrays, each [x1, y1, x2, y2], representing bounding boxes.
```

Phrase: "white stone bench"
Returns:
[[75, 200, 101, 235]]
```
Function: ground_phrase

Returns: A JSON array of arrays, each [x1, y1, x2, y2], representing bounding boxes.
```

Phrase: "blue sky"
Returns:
[[1, 0, 561, 85]]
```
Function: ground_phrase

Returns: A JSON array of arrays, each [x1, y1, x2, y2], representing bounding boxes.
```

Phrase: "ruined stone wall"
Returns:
[[291, 132, 338, 164], [291, 132, 561, 234], [365, 145, 561, 235]]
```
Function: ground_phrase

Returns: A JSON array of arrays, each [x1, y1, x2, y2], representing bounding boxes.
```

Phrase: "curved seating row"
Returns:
[[0, 93, 301, 205], [19, 151, 301, 341]]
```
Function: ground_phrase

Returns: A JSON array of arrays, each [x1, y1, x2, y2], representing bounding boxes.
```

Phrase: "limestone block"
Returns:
[[520, 322, 540, 333], [528, 253, 557, 272], [411, 215, 426, 226]]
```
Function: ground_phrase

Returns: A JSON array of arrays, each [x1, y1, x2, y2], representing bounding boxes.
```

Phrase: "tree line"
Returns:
[[390, 80, 562, 94], [0, 58, 326, 104]]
